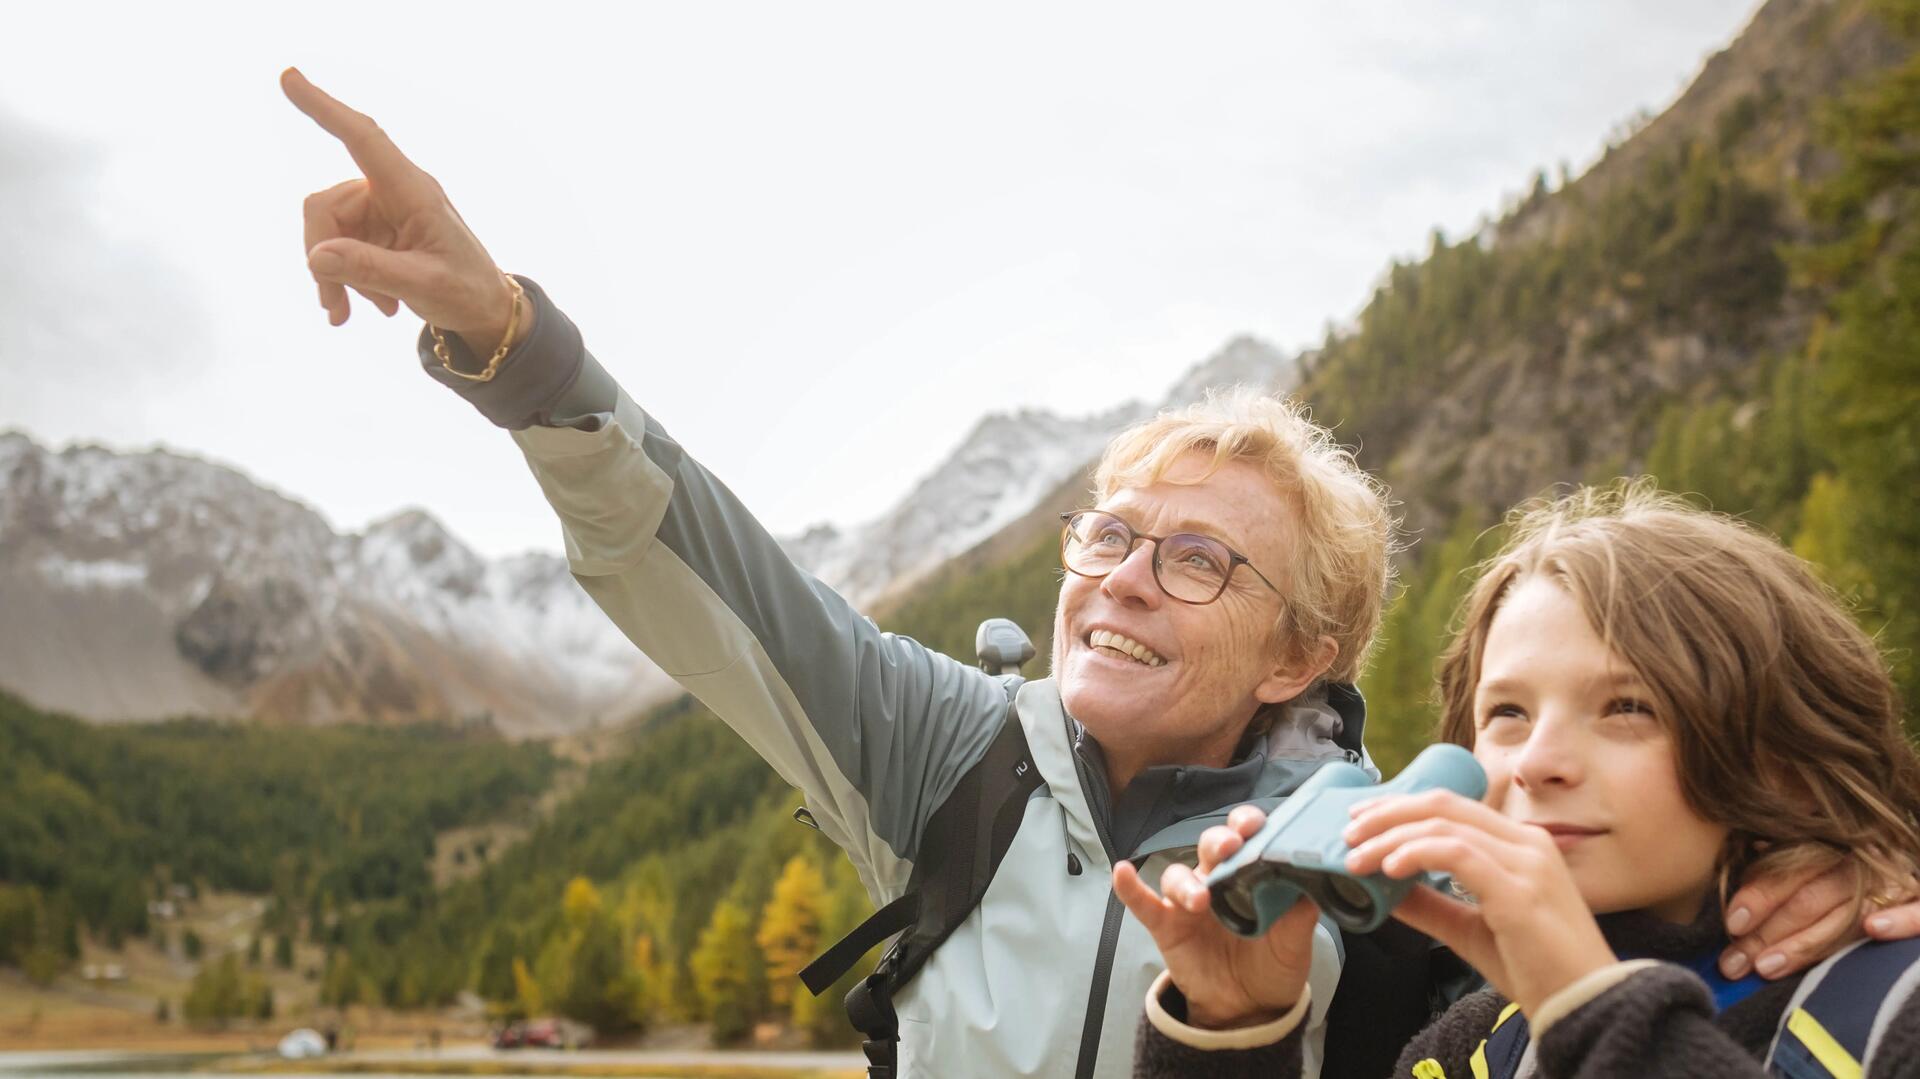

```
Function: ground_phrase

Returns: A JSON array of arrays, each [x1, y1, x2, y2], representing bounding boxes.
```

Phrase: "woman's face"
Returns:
[[1471, 576, 1729, 923]]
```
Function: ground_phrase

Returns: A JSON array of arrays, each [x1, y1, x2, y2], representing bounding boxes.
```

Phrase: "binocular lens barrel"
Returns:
[[1321, 874, 1376, 921], [1213, 869, 1267, 937]]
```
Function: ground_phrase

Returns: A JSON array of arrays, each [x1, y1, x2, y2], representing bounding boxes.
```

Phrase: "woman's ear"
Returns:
[[1257, 634, 1338, 704]]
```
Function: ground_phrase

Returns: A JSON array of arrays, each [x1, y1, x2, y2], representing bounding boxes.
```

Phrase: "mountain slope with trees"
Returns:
[[0, 689, 556, 989]]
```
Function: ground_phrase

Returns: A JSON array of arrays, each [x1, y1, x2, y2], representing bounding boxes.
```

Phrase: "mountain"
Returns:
[[786, 334, 1301, 606], [0, 334, 1295, 731], [1304, 0, 1908, 543], [0, 431, 676, 735]]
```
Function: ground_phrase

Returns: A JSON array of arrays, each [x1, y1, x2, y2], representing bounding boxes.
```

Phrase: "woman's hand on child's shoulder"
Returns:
[[1343, 790, 1618, 1019], [1720, 862, 1920, 980]]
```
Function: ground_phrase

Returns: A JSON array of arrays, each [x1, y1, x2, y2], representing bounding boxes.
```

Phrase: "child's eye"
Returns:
[[1605, 697, 1656, 718], [1478, 703, 1528, 730]]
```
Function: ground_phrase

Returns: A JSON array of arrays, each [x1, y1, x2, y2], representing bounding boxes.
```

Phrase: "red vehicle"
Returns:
[[492, 1018, 566, 1049]]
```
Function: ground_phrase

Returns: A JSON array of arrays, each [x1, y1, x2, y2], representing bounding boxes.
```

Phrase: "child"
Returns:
[[1119, 483, 1920, 1077]]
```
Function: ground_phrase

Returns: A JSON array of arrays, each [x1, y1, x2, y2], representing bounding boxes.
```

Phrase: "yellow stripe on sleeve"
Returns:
[[1411, 1060, 1449, 1079], [1468, 1041, 1490, 1079]]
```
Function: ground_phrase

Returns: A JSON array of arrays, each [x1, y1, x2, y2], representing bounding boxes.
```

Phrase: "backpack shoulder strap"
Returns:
[[798, 676, 1041, 1077], [1767, 935, 1920, 1078], [1321, 923, 1474, 1077]]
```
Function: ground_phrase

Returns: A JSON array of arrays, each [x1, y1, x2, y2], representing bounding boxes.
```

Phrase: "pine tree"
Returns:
[[796, 855, 876, 1046], [690, 899, 765, 1045], [538, 877, 645, 1034], [756, 855, 825, 1013], [511, 956, 543, 1019]]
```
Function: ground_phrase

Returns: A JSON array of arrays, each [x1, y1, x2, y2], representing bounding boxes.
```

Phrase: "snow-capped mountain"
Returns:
[[0, 432, 675, 735], [0, 331, 1298, 733], [785, 334, 1301, 605]]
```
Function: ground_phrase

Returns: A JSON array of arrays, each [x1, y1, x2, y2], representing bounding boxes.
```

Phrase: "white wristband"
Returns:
[[1144, 969, 1313, 1051]]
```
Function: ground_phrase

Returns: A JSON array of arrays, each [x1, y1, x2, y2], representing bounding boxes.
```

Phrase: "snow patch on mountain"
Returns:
[[0, 431, 672, 734], [785, 334, 1301, 605], [34, 556, 148, 589]]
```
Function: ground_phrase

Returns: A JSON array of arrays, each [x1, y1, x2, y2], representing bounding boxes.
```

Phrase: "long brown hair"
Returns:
[[1436, 481, 1920, 926]]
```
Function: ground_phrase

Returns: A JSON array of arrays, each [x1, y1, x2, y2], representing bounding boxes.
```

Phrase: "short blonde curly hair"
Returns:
[[1092, 387, 1396, 682]]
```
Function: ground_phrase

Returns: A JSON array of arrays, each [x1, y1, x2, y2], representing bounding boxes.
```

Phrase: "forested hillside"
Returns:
[[882, 0, 1920, 772], [315, 698, 876, 1043], [0, 690, 555, 987], [1338, 0, 1920, 766]]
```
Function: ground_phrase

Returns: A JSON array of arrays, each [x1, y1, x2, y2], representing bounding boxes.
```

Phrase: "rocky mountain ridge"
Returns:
[[0, 431, 674, 735], [1, 333, 1298, 731], [785, 334, 1301, 605]]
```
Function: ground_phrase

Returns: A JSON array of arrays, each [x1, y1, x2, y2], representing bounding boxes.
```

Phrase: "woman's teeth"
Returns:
[[1089, 629, 1165, 667]]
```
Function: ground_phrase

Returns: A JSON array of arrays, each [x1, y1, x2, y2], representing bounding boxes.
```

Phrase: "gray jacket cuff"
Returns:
[[416, 275, 618, 430]]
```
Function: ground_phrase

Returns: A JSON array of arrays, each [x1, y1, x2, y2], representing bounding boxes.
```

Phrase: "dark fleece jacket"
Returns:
[[1133, 908, 1920, 1078]]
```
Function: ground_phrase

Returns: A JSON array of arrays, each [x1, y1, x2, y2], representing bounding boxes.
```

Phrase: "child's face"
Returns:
[[1472, 576, 1729, 923]]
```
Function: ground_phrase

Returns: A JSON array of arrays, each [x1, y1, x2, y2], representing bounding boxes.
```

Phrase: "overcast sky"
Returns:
[[1, 1, 1760, 559]]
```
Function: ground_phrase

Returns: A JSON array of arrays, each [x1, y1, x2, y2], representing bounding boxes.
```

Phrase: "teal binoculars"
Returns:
[[1205, 743, 1488, 936]]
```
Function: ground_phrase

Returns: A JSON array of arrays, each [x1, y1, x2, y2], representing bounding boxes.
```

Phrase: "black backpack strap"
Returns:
[[799, 892, 916, 997], [1321, 921, 1466, 1077], [1768, 935, 1920, 1078], [800, 676, 1041, 1077]]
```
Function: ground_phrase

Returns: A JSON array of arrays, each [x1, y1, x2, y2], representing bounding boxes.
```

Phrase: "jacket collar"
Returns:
[[1019, 679, 1370, 865]]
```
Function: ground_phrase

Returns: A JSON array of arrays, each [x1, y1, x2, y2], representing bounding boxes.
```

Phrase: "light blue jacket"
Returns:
[[419, 278, 1375, 1077]]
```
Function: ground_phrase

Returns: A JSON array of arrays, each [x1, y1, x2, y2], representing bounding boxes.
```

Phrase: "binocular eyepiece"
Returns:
[[1205, 743, 1487, 936]]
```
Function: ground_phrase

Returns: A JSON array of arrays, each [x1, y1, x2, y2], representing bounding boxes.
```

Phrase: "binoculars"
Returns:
[[1205, 743, 1487, 936]]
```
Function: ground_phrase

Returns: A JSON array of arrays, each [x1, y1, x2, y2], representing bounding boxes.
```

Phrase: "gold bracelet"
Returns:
[[432, 275, 526, 383]]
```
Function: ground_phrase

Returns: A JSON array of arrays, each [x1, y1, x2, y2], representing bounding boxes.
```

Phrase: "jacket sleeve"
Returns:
[[1536, 963, 1920, 1079], [1130, 978, 1521, 1079], [1388, 987, 1510, 1079], [1131, 973, 1311, 1079], [418, 277, 1008, 900]]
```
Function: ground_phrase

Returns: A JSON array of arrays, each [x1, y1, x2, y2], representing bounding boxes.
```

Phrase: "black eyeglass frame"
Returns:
[[1058, 510, 1283, 606]]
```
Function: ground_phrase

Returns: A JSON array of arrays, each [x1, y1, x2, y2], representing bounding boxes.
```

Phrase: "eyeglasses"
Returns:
[[1059, 510, 1282, 606]]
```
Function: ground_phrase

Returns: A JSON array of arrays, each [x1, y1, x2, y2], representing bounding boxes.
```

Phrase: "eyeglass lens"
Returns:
[[1062, 511, 1235, 603]]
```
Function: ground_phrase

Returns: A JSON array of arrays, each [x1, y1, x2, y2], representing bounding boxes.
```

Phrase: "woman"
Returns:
[[1119, 483, 1920, 1077]]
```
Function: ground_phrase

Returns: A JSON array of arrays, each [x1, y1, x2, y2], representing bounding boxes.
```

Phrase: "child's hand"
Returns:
[[1343, 790, 1617, 1018], [1113, 804, 1320, 1030]]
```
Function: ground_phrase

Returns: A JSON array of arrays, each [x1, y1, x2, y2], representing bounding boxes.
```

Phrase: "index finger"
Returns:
[[1196, 823, 1247, 873], [280, 68, 432, 192], [1723, 861, 1828, 939]]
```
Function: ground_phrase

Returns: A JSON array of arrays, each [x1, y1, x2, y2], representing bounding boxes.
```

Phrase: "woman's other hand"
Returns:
[[1113, 804, 1319, 1029]]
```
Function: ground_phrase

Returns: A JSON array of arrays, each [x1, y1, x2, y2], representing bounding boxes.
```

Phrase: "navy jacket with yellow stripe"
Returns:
[[1133, 909, 1920, 1078]]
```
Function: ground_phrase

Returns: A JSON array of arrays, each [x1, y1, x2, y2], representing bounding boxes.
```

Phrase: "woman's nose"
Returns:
[[1101, 541, 1163, 607]]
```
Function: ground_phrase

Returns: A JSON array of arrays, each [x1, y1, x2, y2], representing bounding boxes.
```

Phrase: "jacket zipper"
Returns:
[[1073, 888, 1127, 1079], [1070, 719, 1126, 1079]]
